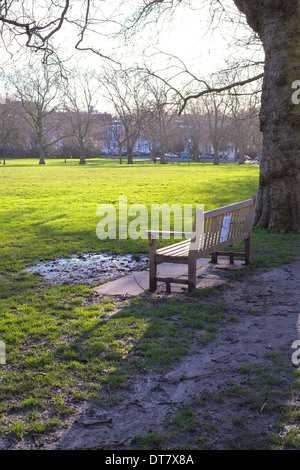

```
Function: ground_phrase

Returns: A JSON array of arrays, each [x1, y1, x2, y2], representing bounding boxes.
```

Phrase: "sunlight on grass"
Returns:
[[0, 158, 299, 445], [0, 158, 260, 267]]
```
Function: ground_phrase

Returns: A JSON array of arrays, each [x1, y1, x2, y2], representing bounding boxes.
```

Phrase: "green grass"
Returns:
[[0, 158, 260, 266], [133, 430, 167, 450], [0, 157, 299, 445]]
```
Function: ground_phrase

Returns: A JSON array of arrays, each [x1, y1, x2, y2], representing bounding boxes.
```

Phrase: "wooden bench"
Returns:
[[146, 195, 257, 292]]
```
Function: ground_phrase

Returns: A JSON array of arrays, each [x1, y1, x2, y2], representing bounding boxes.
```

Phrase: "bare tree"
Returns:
[[227, 87, 261, 163], [99, 68, 149, 164], [0, 1, 120, 66], [62, 70, 99, 164], [6, 63, 64, 164], [0, 99, 18, 165], [180, 101, 205, 161], [202, 93, 230, 165], [145, 81, 178, 163], [228, 90, 247, 165], [107, 118, 127, 165]]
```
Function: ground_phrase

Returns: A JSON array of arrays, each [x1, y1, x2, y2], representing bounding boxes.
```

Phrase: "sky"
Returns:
[[69, 1, 263, 92], [72, 2, 250, 72], [0, 0, 264, 111]]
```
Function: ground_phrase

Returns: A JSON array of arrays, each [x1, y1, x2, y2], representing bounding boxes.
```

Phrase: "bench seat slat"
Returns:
[[157, 245, 190, 258], [157, 239, 190, 255]]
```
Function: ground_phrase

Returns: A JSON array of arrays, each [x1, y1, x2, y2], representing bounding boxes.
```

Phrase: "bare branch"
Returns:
[[177, 72, 264, 114]]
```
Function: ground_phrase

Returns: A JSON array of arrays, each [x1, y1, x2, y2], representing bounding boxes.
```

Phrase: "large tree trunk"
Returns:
[[118, 144, 123, 164], [160, 141, 167, 164], [213, 146, 219, 165], [127, 143, 133, 164], [257, 9, 300, 232], [38, 139, 45, 164], [238, 138, 245, 165], [237, 121, 245, 165], [127, 152, 133, 164], [234, 0, 300, 232], [79, 146, 86, 164], [192, 143, 200, 161]]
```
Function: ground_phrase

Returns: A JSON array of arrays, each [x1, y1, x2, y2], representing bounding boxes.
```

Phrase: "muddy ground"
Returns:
[[26, 252, 149, 286], [3, 253, 300, 451]]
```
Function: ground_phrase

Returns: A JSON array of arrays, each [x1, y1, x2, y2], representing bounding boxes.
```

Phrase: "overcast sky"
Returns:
[[0, 1, 264, 111]]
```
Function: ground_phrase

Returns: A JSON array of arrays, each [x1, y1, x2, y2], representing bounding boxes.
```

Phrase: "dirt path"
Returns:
[[45, 256, 300, 451]]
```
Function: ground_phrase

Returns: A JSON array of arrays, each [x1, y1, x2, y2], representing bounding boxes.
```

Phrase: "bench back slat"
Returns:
[[190, 195, 257, 252]]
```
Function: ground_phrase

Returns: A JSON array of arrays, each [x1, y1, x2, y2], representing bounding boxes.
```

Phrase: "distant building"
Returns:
[[105, 120, 152, 154]]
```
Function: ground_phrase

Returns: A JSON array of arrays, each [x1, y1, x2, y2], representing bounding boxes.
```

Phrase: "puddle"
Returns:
[[26, 253, 149, 286]]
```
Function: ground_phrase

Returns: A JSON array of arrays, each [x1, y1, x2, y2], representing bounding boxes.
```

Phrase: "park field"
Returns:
[[1, 157, 261, 267], [0, 158, 299, 447], [0, 158, 298, 269]]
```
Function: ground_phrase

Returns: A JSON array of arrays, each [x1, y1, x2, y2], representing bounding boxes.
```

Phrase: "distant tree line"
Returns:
[[0, 62, 262, 165]]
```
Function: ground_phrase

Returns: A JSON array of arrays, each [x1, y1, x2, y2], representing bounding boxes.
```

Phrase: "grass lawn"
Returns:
[[1, 157, 260, 263], [0, 157, 299, 446]]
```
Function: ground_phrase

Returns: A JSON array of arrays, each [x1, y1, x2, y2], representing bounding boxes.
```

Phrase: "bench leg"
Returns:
[[149, 261, 157, 292], [148, 237, 157, 292], [188, 256, 197, 292], [245, 236, 251, 265], [211, 252, 218, 264]]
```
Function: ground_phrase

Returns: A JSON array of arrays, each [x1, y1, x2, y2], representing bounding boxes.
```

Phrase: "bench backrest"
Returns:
[[190, 195, 257, 252]]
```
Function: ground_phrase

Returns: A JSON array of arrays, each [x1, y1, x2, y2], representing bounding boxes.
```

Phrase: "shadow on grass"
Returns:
[[0, 226, 300, 448], [0, 274, 232, 446]]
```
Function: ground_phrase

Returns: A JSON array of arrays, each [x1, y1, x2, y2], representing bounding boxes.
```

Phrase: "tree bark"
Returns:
[[38, 135, 46, 164], [127, 141, 134, 164], [127, 151, 133, 164], [192, 144, 200, 161], [213, 147, 219, 165], [118, 145, 123, 164], [238, 135, 245, 165], [234, 0, 300, 232], [79, 144, 86, 164]]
